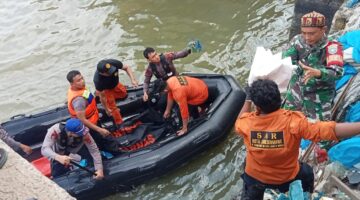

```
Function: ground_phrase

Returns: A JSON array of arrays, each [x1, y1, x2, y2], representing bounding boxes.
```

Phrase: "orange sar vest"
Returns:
[[67, 87, 99, 125]]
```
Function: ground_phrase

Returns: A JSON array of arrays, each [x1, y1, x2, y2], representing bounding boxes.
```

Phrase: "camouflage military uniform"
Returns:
[[282, 35, 343, 121]]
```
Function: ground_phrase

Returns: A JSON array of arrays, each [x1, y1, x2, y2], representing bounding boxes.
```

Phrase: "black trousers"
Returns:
[[241, 162, 314, 200], [188, 104, 200, 119]]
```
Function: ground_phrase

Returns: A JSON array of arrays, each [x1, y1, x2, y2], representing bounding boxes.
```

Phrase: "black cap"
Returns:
[[97, 60, 117, 74]]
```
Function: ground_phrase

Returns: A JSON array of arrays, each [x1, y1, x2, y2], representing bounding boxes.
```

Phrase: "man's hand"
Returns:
[[131, 79, 139, 88], [94, 169, 104, 180], [163, 109, 171, 118], [20, 144, 32, 155], [143, 92, 149, 102], [123, 64, 138, 88], [98, 128, 111, 137], [187, 39, 202, 53], [299, 61, 321, 84], [105, 108, 112, 116], [55, 155, 72, 165]]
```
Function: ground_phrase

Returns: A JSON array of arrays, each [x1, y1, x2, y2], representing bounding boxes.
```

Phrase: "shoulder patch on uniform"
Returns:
[[326, 42, 344, 67], [328, 44, 338, 55]]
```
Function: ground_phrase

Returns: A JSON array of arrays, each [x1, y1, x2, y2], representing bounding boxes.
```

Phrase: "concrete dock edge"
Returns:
[[0, 140, 75, 200]]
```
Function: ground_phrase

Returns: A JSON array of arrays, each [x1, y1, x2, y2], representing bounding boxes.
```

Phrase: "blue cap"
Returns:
[[65, 118, 85, 136]]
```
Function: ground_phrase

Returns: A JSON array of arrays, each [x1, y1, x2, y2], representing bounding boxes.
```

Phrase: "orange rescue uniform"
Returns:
[[167, 76, 208, 120], [101, 83, 127, 124], [67, 87, 99, 125], [235, 109, 338, 184]]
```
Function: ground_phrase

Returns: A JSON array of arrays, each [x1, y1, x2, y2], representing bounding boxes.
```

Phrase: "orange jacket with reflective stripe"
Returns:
[[67, 87, 99, 125]]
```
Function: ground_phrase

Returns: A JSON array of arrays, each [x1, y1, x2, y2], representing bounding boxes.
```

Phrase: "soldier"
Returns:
[[282, 11, 344, 121]]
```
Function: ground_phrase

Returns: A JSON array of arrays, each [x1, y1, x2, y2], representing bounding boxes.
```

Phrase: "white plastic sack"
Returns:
[[248, 47, 297, 93]]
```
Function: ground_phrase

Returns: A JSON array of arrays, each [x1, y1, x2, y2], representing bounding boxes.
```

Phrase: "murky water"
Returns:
[[0, 0, 294, 199]]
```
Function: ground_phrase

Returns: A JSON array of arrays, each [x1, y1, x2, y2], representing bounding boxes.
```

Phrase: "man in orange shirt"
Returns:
[[161, 76, 208, 136], [235, 79, 360, 200]]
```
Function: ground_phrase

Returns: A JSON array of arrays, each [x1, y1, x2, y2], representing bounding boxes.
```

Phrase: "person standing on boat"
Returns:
[[41, 118, 104, 180], [67, 70, 110, 137], [160, 76, 208, 136], [93, 59, 138, 128], [282, 11, 344, 121], [236, 79, 360, 200], [0, 125, 32, 155], [67, 70, 122, 153], [142, 47, 191, 102]]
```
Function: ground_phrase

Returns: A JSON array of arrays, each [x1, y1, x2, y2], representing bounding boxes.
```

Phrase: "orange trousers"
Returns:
[[103, 83, 127, 124]]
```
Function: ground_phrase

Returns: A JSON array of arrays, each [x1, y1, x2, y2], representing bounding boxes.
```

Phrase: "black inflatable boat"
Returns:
[[1, 73, 245, 199]]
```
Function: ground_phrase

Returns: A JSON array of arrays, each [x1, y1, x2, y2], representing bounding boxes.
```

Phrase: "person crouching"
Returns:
[[41, 118, 104, 180], [159, 76, 208, 136]]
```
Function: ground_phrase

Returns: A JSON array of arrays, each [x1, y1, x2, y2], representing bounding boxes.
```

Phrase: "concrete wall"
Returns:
[[0, 140, 75, 200]]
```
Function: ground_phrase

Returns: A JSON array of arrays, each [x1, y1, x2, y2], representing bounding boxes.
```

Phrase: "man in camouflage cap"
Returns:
[[282, 11, 344, 121]]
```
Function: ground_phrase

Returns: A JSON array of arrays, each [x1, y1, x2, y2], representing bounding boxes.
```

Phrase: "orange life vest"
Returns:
[[67, 87, 99, 124]]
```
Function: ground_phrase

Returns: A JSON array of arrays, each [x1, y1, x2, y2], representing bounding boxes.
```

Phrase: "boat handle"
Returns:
[[193, 133, 210, 144], [10, 114, 26, 120], [139, 163, 156, 172]]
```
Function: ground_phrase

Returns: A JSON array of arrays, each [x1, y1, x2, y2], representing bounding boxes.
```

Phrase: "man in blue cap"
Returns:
[[41, 118, 104, 179]]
